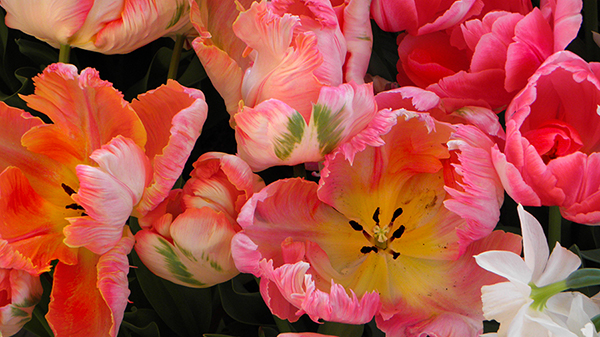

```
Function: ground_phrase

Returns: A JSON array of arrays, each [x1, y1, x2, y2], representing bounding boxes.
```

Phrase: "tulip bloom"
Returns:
[[491, 51, 600, 225], [396, 0, 582, 111], [0, 0, 192, 54], [0, 63, 208, 336], [232, 111, 521, 334], [135, 152, 265, 287], [0, 242, 43, 337]]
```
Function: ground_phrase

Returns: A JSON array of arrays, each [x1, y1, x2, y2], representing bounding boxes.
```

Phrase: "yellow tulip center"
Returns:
[[349, 207, 404, 259]]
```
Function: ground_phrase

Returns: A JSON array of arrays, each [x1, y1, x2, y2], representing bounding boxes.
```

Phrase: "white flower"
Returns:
[[475, 205, 600, 337]]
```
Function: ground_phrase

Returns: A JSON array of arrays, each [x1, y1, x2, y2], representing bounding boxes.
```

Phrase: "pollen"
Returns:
[[372, 224, 389, 243]]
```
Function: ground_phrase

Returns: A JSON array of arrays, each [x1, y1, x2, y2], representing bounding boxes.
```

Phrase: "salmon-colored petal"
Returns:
[[21, 64, 146, 168], [0, 0, 93, 46], [62, 0, 123, 47], [89, 0, 191, 54], [0, 102, 77, 204], [131, 80, 208, 216], [47, 242, 131, 337], [0, 167, 78, 273], [66, 136, 150, 255], [192, 37, 244, 117]]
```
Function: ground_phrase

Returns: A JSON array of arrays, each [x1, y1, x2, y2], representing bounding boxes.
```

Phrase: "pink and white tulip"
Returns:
[[135, 153, 265, 287]]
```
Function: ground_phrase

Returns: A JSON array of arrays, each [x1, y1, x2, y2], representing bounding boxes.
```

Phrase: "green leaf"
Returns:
[[218, 276, 275, 326], [124, 47, 172, 100], [130, 250, 213, 337], [581, 248, 600, 264], [24, 274, 54, 337], [15, 39, 58, 67], [177, 51, 206, 88], [317, 321, 364, 337], [119, 307, 161, 337]]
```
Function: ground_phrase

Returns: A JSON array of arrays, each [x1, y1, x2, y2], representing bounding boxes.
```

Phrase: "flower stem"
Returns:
[[58, 44, 71, 64], [548, 206, 562, 250], [167, 34, 185, 80], [318, 321, 364, 337]]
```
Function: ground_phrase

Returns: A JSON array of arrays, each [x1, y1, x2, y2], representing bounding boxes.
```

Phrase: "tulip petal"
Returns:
[[340, 0, 372, 83], [0, 269, 43, 337], [47, 236, 132, 337], [136, 207, 239, 287], [65, 136, 151, 255], [1, 0, 93, 46], [91, 0, 191, 54], [21, 64, 146, 168], [0, 167, 78, 273], [131, 80, 208, 216]]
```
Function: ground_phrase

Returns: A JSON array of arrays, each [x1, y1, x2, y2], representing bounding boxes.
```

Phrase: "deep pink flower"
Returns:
[[492, 51, 600, 225], [396, 0, 582, 111]]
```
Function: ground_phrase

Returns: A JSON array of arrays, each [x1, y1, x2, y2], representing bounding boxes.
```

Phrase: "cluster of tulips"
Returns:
[[1, 0, 600, 336]]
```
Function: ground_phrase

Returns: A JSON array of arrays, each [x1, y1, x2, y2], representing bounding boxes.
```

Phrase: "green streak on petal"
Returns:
[[274, 111, 305, 160], [313, 103, 344, 155], [200, 251, 223, 272], [177, 244, 198, 262], [16, 296, 39, 308], [166, 1, 188, 29], [356, 36, 372, 41], [156, 238, 205, 287], [11, 306, 29, 317]]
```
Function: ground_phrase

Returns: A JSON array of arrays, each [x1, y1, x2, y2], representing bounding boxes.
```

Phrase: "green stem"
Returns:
[[274, 317, 294, 333], [58, 44, 71, 64], [167, 34, 185, 80], [318, 321, 364, 337], [548, 206, 562, 250]]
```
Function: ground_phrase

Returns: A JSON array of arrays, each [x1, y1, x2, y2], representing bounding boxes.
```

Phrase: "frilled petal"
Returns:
[[65, 136, 151, 255], [0, 102, 76, 204], [444, 124, 505, 251], [135, 207, 239, 288], [0, 167, 78, 273], [85, 0, 191, 54], [47, 234, 133, 337], [234, 1, 323, 115], [0, 0, 93, 46], [21, 64, 146, 168], [235, 82, 392, 171], [0, 269, 43, 337], [131, 80, 208, 216]]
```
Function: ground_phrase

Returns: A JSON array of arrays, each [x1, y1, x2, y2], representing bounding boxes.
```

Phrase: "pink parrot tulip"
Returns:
[[135, 152, 265, 287], [492, 51, 600, 225], [0, 63, 208, 336], [0, 0, 192, 54], [231, 111, 521, 334], [396, 0, 582, 111]]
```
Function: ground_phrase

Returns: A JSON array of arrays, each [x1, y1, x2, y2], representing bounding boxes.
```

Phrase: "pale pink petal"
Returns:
[[376, 312, 481, 337], [96, 227, 135, 337], [444, 124, 505, 251], [66, 136, 150, 255], [0, 0, 93, 46], [132, 80, 209, 216]]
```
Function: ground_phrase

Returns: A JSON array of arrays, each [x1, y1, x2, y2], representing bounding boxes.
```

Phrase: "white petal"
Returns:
[[536, 242, 581, 287], [475, 251, 532, 284], [518, 204, 550, 282]]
